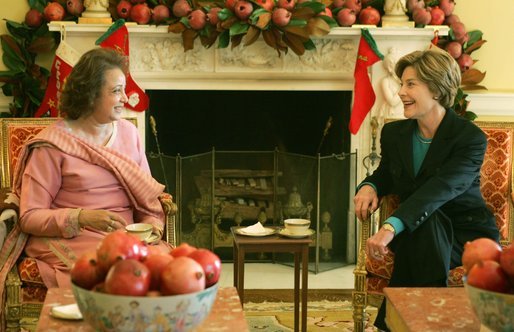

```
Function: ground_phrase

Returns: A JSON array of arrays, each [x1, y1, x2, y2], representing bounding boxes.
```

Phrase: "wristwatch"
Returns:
[[382, 223, 396, 236]]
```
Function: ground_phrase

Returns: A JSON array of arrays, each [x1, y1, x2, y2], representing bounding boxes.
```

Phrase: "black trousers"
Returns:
[[374, 210, 455, 330]]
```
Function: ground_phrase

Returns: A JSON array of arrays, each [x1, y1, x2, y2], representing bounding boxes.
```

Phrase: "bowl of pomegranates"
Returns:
[[70, 231, 222, 331], [461, 238, 514, 332]]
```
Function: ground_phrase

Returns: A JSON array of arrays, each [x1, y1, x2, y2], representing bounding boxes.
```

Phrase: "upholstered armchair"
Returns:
[[352, 121, 514, 332], [0, 117, 177, 332]]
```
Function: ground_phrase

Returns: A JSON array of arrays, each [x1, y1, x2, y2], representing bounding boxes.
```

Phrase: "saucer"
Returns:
[[278, 228, 315, 238], [235, 227, 277, 237], [144, 233, 160, 244]]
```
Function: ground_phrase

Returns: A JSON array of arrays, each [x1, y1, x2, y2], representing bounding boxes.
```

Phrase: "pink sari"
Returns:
[[0, 119, 166, 326]]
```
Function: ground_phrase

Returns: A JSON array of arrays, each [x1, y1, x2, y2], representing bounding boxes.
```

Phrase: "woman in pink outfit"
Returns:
[[0, 48, 167, 295]]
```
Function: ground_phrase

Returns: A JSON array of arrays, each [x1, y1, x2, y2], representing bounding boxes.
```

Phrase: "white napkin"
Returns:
[[243, 222, 266, 234], [50, 303, 83, 320]]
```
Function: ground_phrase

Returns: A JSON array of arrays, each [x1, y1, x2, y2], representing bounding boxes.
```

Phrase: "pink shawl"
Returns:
[[0, 123, 164, 328]]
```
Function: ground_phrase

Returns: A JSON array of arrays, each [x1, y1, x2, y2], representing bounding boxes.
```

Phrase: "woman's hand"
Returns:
[[354, 185, 379, 221], [366, 227, 395, 260], [78, 209, 127, 232]]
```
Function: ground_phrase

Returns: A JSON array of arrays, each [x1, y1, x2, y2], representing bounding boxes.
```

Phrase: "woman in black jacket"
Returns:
[[353, 48, 499, 330]]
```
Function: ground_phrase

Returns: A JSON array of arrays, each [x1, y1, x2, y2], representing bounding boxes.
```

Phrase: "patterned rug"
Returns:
[[244, 300, 378, 331]]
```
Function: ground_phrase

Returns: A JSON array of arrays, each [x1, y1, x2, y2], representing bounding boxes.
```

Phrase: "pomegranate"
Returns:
[[343, 0, 362, 14], [188, 9, 207, 30], [25, 9, 43, 28], [44, 2, 65, 22], [96, 230, 149, 276], [130, 3, 152, 24], [143, 252, 174, 290], [462, 237, 502, 272], [336, 8, 356, 27], [277, 0, 295, 11], [234, 0, 254, 20], [318, 7, 332, 18], [467, 260, 511, 293], [207, 7, 222, 25], [105, 259, 151, 296], [70, 251, 103, 290], [457, 53, 473, 72], [331, 0, 345, 8], [358, 6, 380, 25], [450, 21, 467, 41], [500, 244, 514, 280], [271, 7, 292, 27], [255, 0, 275, 11], [438, 0, 455, 17], [170, 242, 198, 257], [160, 256, 206, 295], [66, 0, 85, 16], [116, 0, 132, 19], [428, 6, 445, 25], [152, 4, 170, 24], [406, 0, 424, 13], [412, 7, 431, 25], [225, 0, 238, 10], [173, 0, 192, 17], [445, 41, 462, 59], [188, 249, 222, 287], [444, 14, 460, 26]]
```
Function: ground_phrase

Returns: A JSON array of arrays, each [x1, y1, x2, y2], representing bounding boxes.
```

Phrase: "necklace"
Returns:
[[415, 129, 432, 144]]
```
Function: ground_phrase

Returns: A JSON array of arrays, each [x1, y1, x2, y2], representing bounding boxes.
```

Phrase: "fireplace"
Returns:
[[49, 23, 445, 270]]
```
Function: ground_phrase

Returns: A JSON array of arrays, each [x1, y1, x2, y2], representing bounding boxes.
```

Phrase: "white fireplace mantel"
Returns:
[[49, 22, 447, 181]]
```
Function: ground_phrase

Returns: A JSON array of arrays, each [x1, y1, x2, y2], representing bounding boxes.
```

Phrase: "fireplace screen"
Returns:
[[148, 149, 357, 273]]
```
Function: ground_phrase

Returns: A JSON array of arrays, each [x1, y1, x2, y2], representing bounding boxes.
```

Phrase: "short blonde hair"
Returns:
[[395, 48, 461, 109]]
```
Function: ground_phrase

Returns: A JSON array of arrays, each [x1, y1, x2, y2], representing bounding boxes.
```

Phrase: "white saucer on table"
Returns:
[[278, 228, 315, 238], [235, 227, 277, 237]]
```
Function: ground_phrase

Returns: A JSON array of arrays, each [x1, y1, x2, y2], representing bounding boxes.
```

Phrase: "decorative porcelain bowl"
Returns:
[[125, 223, 153, 241], [284, 218, 311, 235], [464, 281, 514, 331], [71, 281, 218, 331]]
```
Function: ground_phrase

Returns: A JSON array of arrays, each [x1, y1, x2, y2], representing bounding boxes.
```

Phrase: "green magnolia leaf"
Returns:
[[218, 8, 234, 21], [296, 1, 325, 13], [292, 7, 316, 20], [288, 19, 308, 27], [29, 0, 47, 12], [217, 29, 230, 48], [5, 20, 32, 41], [2, 83, 14, 96], [1, 51, 26, 73], [180, 17, 192, 29], [317, 15, 338, 28], [465, 39, 486, 55], [244, 26, 261, 46], [303, 39, 316, 50], [250, 8, 269, 21], [467, 30, 483, 46], [229, 21, 249, 36], [252, 12, 271, 30], [283, 32, 305, 56], [464, 111, 478, 121], [306, 17, 331, 37], [27, 36, 56, 54]]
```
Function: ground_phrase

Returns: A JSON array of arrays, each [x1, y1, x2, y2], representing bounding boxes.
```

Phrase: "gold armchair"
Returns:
[[352, 121, 514, 332], [0, 117, 177, 331]]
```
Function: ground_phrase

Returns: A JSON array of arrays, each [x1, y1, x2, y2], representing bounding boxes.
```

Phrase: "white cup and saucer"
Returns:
[[279, 219, 315, 238], [125, 223, 158, 243]]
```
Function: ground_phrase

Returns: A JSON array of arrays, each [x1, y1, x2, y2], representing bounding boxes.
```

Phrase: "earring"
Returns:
[[433, 96, 439, 100]]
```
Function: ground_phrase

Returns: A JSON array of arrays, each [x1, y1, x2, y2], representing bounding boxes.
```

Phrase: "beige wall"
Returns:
[[0, 0, 513, 92]]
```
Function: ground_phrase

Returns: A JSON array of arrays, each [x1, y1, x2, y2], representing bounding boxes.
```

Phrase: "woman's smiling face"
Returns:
[[399, 66, 440, 120], [92, 68, 128, 123]]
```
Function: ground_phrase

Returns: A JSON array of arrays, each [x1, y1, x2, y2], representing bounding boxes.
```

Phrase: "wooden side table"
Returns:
[[384, 287, 485, 332], [231, 226, 312, 332], [36, 287, 248, 331]]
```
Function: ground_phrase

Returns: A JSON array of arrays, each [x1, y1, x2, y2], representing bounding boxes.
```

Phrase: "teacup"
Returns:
[[284, 218, 311, 235], [125, 223, 153, 241]]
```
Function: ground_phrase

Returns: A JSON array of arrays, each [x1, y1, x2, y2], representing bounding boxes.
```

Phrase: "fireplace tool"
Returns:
[[149, 115, 170, 191], [363, 116, 381, 176]]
